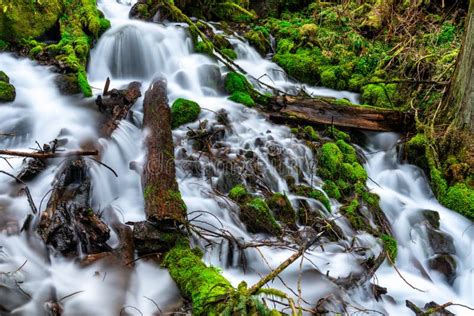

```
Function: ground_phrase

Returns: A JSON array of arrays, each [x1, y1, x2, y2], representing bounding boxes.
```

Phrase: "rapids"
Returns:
[[0, 0, 472, 314]]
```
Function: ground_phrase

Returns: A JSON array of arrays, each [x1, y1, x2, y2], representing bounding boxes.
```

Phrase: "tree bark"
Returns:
[[37, 158, 110, 256], [142, 79, 186, 224], [96, 81, 142, 138], [439, 0, 474, 131], [266, 96, 414, 132]]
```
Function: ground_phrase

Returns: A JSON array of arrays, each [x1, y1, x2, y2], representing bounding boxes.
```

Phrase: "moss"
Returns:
[[224, 72, 253, 95], [0, 72, 15, 103], [195, 39, 214, 55], [381, 234, 398, 263], [326, 126, 350, 142], [171, 98, 201, 129], [303, 126, 319, 141], [266, 193, 296, 227], [336, 139, 358, 163], [440, 183, 474, 221], [318, 142, 344, 179], [229, 184, 248, 202], [163, 242, 234, 315], [341, 162, 368, 183], [242, 198, 281, 235], [221, 48, 237, 60], [292, 185, 331, 212], [360, 83, 398, 108], [341, 199, 365, 231], [323, 180, 341, 200], [229, 91, 255, 107], [0, 0, 63, 41], [244, 29, 270, 55]]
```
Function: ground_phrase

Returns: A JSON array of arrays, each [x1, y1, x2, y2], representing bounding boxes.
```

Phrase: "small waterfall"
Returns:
[[0, 0, 472, 314]]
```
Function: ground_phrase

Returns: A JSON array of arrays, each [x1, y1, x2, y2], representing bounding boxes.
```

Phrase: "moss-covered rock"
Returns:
[[228, 184, 249, 202], [171, 98, 201, 129], [244, 29, 270, 55], [440, 183, 474, 221], [266, 193, 296, 228], [0, 0, 62, 41], [0, 71, 15, 103], [381, 233, 398, 263], [229, 91, 255, 107], [291, 185, 331, 212], [241, 198, 281, 235]]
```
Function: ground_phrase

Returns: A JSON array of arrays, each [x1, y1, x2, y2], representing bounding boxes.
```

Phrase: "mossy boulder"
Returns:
[[0, 71, 15, 103], [241, 198, 281, 236], [266, 193, 296, 228], [224, 72, 257, 107], [244, 29, 270, 55], [0, 0, 62, 41], [228, 184, 249, 202], [171, 98, 201, 129], [229, 91, 255, 107]]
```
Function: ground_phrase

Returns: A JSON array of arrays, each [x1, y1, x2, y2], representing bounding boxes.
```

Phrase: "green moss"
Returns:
[[303, 126, 319, 141], [0, 72, 15, 103], [361, 83, 398, 108], [323, 180, 341, 200], [221, 48, 237, 60], [244, 29, 270, 55], [195, 40, 214, 55], [266, 193, 296, 227], [292, 185, 331, 212], [341, 199, 366, 231], [318, 142, 344, 179], [437, 22, 457, 45], [336, 139, 358, 163], [341, 162, 368, 183], [163, 242, 234, 315], [326, 126, 350, 142], [171, 98, 201, 129], [242, 198, 281, 235], [381, 234, 398, 263], [229, 184, 248, 202], [229, 91, 255, 107], [224, 72, 253, 95], [0, 0, 63, 41], [440, 183, 474, 221]]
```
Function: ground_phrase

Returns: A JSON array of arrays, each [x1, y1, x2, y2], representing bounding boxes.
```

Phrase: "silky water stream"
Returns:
[[0, 0, 472, 314]]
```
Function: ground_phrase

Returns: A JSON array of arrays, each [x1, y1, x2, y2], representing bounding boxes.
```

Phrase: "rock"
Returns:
[[426, 226, 456, 255], [0, 71, 15, 103], [421, 210, 440, 229], [132, 221, 181, 254], [428, 254, 457, 284], [266, 193, 297, 229], [55, 73, 81, 95], [197, 64, 223, 91]]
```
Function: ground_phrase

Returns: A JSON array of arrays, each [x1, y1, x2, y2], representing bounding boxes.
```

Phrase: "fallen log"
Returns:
[[96, 80, 142, 138], [37, 158, 110, 256], [0, 149, 98, 159], [266, 96, 414, 132], [142, 79, 186, 224]]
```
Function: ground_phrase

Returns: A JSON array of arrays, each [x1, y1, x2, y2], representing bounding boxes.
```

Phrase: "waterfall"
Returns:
[[0, 0, 472, 314]]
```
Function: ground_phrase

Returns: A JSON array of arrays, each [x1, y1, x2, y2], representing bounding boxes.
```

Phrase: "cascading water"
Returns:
[[0, 0, 472, 315]]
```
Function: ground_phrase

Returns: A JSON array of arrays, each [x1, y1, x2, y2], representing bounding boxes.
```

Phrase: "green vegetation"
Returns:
[[229, 91, 255, 107], [243, 198, 282, 235], [266, 193, 296, 227], [0, 0, 110, 96], [224, 72, 258, 107], [0, 71, 15, 102], [381, 234, 398, 263], [228, 184, 248, 202], [171, 98, 202, 129]]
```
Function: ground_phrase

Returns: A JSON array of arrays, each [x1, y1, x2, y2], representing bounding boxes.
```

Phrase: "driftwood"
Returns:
[[142, 79, 186, 224], [266, 96, 414, 132], [37, 158, 110, 256], [96, 80, 142, 138]]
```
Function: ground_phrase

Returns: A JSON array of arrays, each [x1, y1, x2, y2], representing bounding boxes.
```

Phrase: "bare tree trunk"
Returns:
[[439, 0, 474, 131]]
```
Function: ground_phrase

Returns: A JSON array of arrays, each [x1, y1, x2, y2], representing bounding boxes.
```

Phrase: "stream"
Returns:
[[0, 0, 472, 315]]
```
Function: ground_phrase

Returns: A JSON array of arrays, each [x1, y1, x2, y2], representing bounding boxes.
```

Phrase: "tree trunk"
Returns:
[[142, 79, 186, 224], [439, 0, 474, 131], [266, 96, 414, 132]]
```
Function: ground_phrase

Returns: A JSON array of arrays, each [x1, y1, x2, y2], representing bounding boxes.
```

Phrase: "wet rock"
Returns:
[[428, 254, 457, 284], [0, 71, 16, 103], [422, 210, 440, 229], [182, 156, 203, 177], [216, 169, 241, 193], [372, 283, 387, 301], [198, 64, 223, 91], [266, 193, 297, 229], [426, 226, 455, 255], [132, 221, 181, 255], [55, 73, 81, 95], [216, 109, 230, 127], [406, 300, 455, 315]]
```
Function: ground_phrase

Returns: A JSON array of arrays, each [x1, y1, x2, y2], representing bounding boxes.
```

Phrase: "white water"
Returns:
[[0, 0, 472, 314]]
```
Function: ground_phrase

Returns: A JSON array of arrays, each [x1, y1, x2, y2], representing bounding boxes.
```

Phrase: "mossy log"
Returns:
[[96, 80, 142, 138], [37, 158, 110, 256], [266, 95, 414, 132], [142, 79, 186, 223]]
